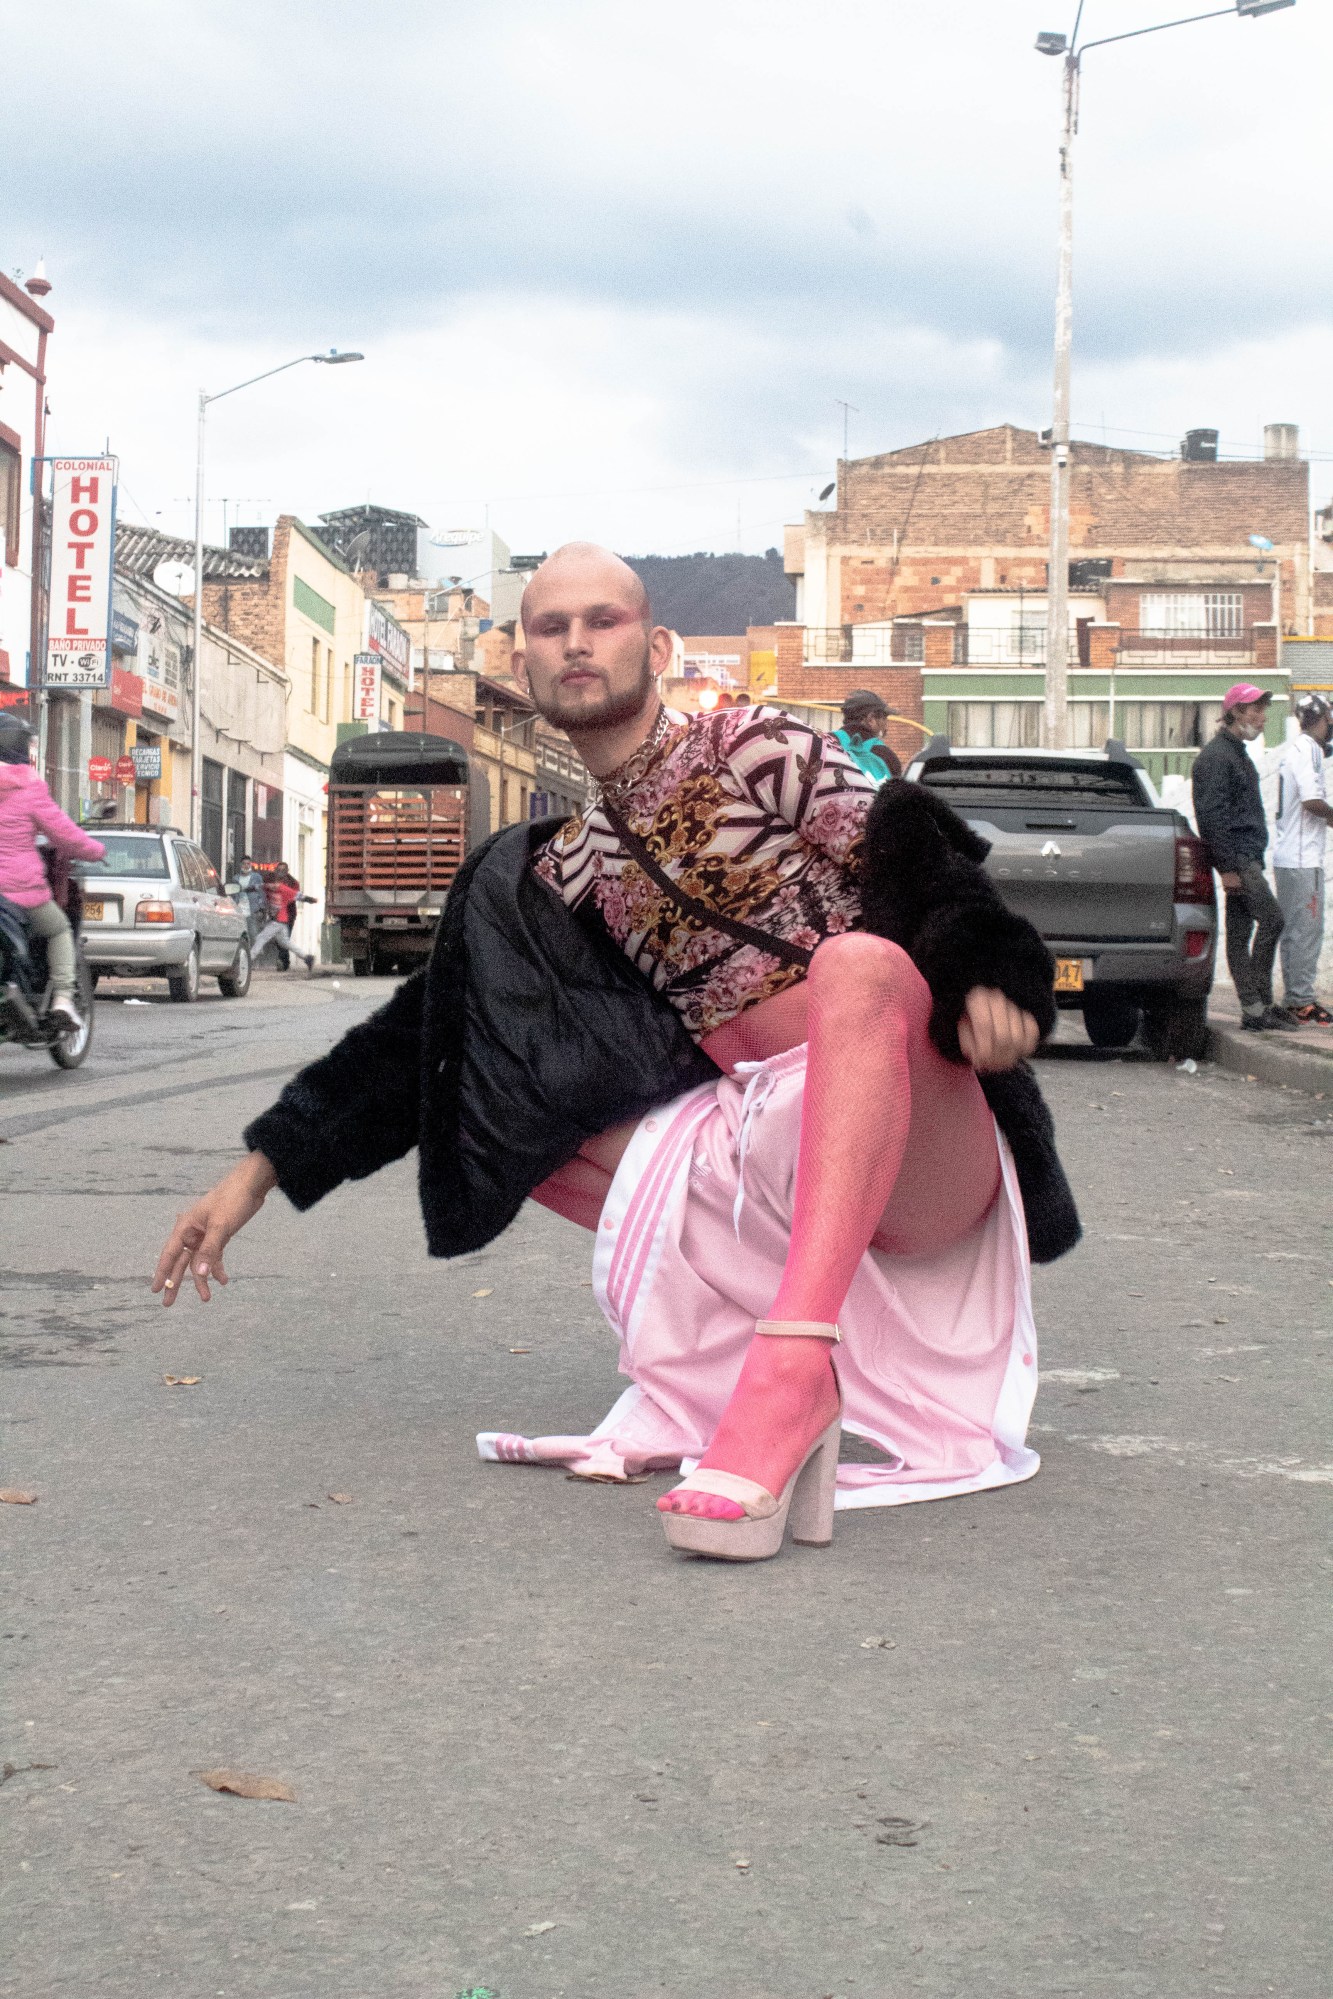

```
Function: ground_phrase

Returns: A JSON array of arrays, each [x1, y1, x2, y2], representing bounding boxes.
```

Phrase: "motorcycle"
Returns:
[[0, 852, 95, 1070]]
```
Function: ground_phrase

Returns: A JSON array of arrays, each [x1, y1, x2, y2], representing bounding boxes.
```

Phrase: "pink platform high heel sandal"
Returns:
[[659, 1322, 843, 1562]]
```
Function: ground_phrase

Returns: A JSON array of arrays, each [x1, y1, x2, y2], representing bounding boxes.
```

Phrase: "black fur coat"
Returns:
[[245, 790, 1081, 1263]]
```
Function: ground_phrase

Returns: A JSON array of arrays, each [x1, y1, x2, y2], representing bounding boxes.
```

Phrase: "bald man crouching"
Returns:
[[154, 544, 1075, 1563]]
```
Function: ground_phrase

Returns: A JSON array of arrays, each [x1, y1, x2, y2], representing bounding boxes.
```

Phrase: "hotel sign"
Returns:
[[44, 457, 118, 689]]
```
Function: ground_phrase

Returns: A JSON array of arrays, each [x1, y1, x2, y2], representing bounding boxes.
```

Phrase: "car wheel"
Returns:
[[218, 938, 252, 999], [1082, 996, 1142, 1050], [167, 941, 201, 1004], [49, 958, 95, 1069], [1142, 996, 1210, 1062]]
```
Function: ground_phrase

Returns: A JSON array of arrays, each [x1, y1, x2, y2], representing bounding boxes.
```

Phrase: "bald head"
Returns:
[[512, 542, 671, 755], [520, 543, 649, 634]]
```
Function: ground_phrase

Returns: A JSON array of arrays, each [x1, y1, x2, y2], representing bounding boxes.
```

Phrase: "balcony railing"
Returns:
[[803, 626, 908, 666], [1115, 628, 1255, 662]]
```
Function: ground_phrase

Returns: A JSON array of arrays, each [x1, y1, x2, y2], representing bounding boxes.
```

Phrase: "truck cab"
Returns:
[[326, 732, 470, 976]]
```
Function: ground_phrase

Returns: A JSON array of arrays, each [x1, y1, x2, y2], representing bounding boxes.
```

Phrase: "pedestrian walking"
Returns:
[[1191, 682, 1294, 1033], [1273, 693, 1333, 1024], [251, 861, 314, 972], [833, 690, 902, 782], [233, 856, 269, 945]]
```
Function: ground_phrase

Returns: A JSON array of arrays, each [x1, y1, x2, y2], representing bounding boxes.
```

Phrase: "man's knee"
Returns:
[[809, 931, 929, 1018]]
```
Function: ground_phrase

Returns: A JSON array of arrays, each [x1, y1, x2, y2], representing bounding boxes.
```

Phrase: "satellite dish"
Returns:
[[153, 559, 196, 597], [818, 482, 836, 502], [430, 528, 481, 548]]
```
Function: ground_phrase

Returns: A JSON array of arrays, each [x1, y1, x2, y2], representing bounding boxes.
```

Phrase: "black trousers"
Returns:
[[1224, 860, 1284, 1013]]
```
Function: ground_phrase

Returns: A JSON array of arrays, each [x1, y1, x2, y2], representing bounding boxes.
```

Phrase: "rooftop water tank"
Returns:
[[1264, 423, 1299, 461], [1181, 428, 1219, 462]]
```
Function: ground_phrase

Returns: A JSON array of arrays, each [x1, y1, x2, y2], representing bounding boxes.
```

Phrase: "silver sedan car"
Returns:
[[77, 826, 252, 1001]]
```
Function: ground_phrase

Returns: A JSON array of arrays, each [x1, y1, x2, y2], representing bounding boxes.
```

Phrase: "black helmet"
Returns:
[[0, 711, 34, 764]]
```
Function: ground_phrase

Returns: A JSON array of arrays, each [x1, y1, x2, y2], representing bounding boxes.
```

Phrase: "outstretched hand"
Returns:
[[958, 986, 1041, 1072], [151, 1153, 278, 1306]]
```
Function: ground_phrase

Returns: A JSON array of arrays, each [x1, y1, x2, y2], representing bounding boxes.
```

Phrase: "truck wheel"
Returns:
[[1142, 997, 1210, 1063], [352, 955, 372, 977], [1082, 997, 1142, 1050]]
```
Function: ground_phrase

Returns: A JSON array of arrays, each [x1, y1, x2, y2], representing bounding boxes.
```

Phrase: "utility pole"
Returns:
[[835, 399, 858, 466], [1042, 51, 1077, 750]]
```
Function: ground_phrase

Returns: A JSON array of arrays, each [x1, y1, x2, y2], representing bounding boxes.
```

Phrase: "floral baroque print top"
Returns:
[[533, 706, 878, 1040]]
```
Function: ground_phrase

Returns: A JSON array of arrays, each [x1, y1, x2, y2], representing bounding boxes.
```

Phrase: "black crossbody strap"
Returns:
[[601, 800, 813, 970]]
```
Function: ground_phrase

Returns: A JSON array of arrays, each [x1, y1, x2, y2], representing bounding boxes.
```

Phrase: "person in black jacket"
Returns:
[[1191, 683, 1293, 1032], [153, 546, 1070, 1561]]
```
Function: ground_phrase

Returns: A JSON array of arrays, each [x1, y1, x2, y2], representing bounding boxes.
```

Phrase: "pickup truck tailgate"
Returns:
[[969, 805, 1177, 942], [919, 764, 1180, 944]]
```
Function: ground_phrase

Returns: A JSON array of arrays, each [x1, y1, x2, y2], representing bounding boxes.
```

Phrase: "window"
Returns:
[[1067, 702, 1110, 748], [342, 659, 352, 721], [1140, 592, 1242, 637], [0, 430, 21, 568], [80, 834, 170, 879], [892, 623, 924, 663], [200, 757, 225, 874], [310, 637, 320, 714], [946, 702, 1042, 749], [322, 646, 333, 723], [1117, 701, 1221, 750]]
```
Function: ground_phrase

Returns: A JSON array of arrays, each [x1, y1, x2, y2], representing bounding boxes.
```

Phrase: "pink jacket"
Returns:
[[0, 762, 106, 908]]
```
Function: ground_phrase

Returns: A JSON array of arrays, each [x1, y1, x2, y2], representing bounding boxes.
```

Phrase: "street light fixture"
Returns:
[[1035, 2, 1294, 749], [189, 350, 364, 840]]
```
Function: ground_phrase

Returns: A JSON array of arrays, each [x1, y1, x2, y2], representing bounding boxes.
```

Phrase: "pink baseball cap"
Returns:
[[1221, 682, 1271, 713]]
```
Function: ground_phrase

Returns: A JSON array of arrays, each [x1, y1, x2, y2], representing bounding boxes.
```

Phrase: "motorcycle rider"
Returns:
[[0, 713, 106, 1025]]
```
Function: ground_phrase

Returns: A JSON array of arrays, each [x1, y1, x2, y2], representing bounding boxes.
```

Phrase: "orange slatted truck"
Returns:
[[326, 731, 471, 976]]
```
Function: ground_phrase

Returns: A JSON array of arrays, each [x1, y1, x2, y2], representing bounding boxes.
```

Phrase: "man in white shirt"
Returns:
[[1273, 693, 1333, 1024]]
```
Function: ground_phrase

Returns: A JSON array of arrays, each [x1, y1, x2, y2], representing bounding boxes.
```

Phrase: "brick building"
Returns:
[[782, 424, 1311, 783]]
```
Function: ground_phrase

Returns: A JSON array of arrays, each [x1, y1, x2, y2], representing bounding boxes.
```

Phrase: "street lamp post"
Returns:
[[189, 349, 363, 842], [1035, 0, 1295, 750]]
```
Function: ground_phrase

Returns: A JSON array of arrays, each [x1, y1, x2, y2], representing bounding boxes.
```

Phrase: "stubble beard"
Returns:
[[532, 648, 657, 736]]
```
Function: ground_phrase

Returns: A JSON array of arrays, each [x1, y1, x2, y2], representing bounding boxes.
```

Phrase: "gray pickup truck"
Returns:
[[905, 739, 1217, 1060]]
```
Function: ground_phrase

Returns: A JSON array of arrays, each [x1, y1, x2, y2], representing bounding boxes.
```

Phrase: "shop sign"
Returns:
[[139, 623, 181, 721], [353, 651, 382, 724], [115, 755, 137, 785], [88, 755, 113, 784], [131, 742, 162, 779], [111, 609, 139, 656], [367, 602, 411, 674], [44, 458, 118, 689], [110, 665, 144, 718]]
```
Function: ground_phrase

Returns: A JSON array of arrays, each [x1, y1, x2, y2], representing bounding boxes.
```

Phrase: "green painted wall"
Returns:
[[293, 575, 336, 635]]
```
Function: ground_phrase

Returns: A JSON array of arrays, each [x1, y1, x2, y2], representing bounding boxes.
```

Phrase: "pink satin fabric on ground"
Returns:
[[479, 1047, 1040, 1510]]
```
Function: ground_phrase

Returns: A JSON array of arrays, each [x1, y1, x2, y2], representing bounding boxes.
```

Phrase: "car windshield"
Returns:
[[920, 760, 1147, 803], [79, 834, 171, 879]]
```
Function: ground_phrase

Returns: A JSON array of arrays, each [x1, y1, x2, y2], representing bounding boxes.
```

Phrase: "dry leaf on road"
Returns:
[[326, 1493, 354, 1504], [195, 1769, 296, 1802], [0, 1490, 38, 1505], [163, 1375, 202, 1387], [472, 1288, 494, 1298], [860, 1636, 896, 1649], [524, 1920, 557, 1936]]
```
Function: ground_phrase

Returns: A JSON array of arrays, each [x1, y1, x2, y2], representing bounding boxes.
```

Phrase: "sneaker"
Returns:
[[1261, 1006, 1301, 1032], [1239, 1011, 1271, 1032], [48, 993, 83, 1029], [302, 953, 315, 974], [1289, 1001, 1333, 1025]]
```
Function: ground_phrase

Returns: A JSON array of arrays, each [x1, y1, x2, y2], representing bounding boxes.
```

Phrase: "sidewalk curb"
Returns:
[[1206, 1024, 1333, 1095]]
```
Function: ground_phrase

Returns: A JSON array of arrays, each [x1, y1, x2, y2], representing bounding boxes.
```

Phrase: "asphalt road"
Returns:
[[2, 976, 1330, 1999]]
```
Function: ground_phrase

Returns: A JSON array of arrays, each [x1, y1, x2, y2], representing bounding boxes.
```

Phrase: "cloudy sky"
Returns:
[[6, 0, 1328, 563]]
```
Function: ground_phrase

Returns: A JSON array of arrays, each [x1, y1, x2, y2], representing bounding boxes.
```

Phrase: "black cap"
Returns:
[[841, 688, 888, 718]]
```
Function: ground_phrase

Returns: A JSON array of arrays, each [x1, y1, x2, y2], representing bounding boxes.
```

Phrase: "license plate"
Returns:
[[1054, 957, 1085, 993], [84, 899, 105, 922], [379, 917, 410, 928]]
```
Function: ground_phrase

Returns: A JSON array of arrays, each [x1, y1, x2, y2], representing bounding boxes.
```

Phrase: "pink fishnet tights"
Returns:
[[532, 935, 1001, 1520]]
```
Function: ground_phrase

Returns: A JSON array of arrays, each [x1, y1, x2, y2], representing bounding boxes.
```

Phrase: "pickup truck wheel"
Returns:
[[352, 955, 372, 977], [1142, 996, 1209, 1062], [1082, 997, 1142, 1050], [167, 942, 200, 1004]]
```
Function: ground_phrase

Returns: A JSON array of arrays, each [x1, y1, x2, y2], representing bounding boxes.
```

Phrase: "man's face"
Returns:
[[1309, 712, 1332, 746], [846, 707, 887, 743], [1229, 700, 1270, 742], [514, 558, 669, 734]]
